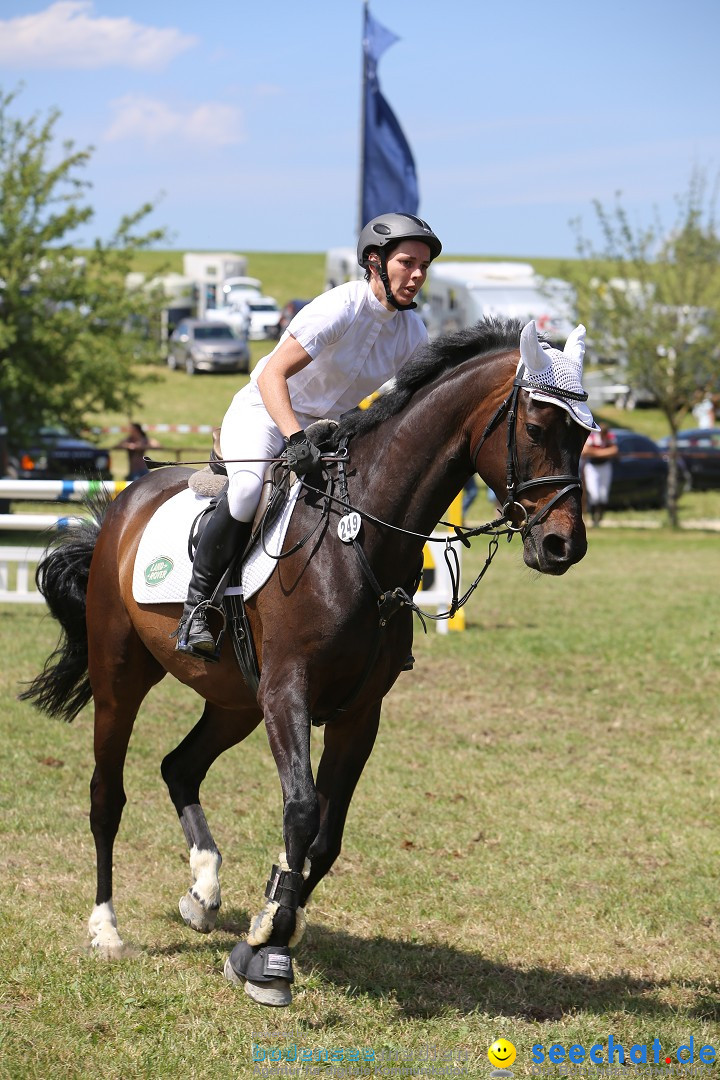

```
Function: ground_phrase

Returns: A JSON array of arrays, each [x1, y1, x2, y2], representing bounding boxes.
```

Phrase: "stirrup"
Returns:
[[401, 653, 415, 671], [173, 600, 228, 663]]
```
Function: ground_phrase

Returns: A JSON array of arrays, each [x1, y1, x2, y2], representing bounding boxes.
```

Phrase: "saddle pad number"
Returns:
[[338, 512, 361, 543]]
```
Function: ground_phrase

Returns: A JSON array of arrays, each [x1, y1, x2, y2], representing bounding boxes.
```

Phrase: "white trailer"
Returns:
[[325, 247, 364, 290], [182, 253, 248, 317], [422, 262, 575, 345]]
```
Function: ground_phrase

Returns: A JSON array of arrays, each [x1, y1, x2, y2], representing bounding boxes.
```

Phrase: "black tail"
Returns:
[[19, 498, 107, 722]]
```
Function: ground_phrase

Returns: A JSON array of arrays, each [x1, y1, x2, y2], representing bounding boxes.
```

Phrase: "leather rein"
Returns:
[[469, 364, 588, 536]]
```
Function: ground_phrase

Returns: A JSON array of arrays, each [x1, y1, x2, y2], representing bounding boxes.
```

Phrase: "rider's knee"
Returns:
[[227, 473, 262, 522]]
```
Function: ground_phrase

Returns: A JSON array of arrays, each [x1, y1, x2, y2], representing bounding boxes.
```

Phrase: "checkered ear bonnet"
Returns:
[[517, 321, 598, 431]]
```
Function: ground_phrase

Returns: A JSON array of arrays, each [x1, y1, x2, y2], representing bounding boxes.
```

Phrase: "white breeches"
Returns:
[[220, 383, 316, 523], [583, 461, 613, 506]]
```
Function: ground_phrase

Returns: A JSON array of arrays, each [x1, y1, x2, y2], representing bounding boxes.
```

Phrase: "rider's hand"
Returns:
[[284, 430, 322, 476]]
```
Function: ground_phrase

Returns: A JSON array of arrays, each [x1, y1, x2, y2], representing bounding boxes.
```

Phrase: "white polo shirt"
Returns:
[[250, 279, 428, 419]]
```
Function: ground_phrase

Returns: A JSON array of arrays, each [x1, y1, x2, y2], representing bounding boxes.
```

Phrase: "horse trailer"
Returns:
[[422, 262, 575, 346]]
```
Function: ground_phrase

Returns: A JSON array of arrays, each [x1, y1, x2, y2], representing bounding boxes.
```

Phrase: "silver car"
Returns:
[[167, 319, 250, 375]]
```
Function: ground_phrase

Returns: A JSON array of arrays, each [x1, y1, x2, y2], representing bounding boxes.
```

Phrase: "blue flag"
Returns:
[[362, 7, 419, 226]]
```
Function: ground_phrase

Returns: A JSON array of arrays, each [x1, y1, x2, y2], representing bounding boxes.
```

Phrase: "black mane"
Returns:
[[330, 316, 523, 447]]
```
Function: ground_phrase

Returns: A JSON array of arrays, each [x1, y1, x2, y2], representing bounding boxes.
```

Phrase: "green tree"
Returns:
[[569, 170, 720, 527], [0, 87, 168, 446]]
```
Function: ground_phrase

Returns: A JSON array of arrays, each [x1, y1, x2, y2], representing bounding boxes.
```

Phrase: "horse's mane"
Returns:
[[329, 316, 523, 448]]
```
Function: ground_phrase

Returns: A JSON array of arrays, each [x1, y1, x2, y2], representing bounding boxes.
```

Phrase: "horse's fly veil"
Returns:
[[519, 320, 598, 431]]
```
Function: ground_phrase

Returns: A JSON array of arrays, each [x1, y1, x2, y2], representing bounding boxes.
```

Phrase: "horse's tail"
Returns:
[[19, 496, 108, 723]]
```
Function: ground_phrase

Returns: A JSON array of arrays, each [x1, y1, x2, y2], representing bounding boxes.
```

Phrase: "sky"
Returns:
[[1, 0, 719, 259]]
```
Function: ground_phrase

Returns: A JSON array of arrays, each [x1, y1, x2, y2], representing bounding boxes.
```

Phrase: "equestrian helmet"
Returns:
[[357, 213, 442, 268]]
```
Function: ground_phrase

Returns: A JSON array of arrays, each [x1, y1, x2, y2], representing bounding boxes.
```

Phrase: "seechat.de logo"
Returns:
[[489, 1039, 517, 1072]]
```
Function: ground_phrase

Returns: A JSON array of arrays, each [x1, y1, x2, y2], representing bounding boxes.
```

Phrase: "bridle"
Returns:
[[470, 363, 589, 536]]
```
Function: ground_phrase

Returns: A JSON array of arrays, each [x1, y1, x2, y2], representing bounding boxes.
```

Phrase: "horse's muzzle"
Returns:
[[522, 518, 588, 575]]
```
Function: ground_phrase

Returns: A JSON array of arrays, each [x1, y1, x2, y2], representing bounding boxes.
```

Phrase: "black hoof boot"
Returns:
[[223, 941, 293, 1007]]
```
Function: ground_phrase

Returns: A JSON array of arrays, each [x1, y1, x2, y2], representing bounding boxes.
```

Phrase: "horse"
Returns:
[[21, 317, 590, 1007]]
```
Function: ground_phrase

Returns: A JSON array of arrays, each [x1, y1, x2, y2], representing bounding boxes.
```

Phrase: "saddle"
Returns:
[[185, 420, 339, 695]]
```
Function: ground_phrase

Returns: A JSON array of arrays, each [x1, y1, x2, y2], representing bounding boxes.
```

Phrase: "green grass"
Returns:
[[1, 528, 719, 1078]]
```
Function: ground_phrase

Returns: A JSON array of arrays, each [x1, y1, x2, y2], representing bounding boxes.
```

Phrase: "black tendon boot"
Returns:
[[175, 496, 252, 658]]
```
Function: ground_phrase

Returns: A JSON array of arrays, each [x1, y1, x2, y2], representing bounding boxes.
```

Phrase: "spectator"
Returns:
[[581, 423, 618, 526], [115, 422, 158, 482], [692, 392, 715, 429]]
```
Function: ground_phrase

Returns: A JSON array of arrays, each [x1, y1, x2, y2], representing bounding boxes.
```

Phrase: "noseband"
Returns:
[[470, 364, 589, 535]]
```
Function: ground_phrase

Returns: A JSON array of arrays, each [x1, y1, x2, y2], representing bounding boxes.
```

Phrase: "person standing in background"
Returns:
[[115, 422, 158, 481], [581, 423, 618, 526]]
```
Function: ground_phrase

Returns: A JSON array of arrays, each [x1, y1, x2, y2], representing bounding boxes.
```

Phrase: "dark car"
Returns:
[[657, 428, 720, 491], [275, 299, 310, 339], [8, 426, 111, 481], [604, 429, 673, 509], [167, 319, 250, 375]]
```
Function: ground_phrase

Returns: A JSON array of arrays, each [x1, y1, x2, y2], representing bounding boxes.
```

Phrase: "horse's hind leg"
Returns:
[[87, 635, 164, 957], [161, 701, 262, 933]]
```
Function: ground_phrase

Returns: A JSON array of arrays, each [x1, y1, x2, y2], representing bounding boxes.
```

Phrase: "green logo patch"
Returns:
[[144, 556, 174, 586]]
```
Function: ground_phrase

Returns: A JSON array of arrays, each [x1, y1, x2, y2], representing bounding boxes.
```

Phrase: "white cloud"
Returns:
[[104, 94, 245, 147], [0, 1, 196, 69]]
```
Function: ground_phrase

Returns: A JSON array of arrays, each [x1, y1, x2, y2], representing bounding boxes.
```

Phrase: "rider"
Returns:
[[175, 212, 443, 657]]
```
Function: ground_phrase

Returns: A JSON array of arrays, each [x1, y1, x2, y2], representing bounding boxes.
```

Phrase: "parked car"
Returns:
[[603, 428, 676, 509], [245, 297, 282, 340], [657, 428, 720, 490], [274, 299, 310, 339], [7, 426, 111, 480], [167, 319, 250, 375]]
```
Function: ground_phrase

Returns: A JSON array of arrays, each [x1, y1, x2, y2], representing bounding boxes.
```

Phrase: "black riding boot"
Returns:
[[175, 496, 252, 658]]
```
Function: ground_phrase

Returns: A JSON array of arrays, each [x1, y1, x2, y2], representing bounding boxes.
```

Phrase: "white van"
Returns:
[[422, 262, 575, 345]]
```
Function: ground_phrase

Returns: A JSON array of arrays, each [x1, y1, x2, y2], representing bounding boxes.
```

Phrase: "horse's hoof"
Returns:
[[89, 934, 126, 960], [179, 890, 218, 933], [223, 957, 292, 1007], [244, 977, 292, 1008]]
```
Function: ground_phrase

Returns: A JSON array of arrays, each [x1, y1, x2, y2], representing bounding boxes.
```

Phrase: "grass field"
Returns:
[[1, 525, 719, 1079]]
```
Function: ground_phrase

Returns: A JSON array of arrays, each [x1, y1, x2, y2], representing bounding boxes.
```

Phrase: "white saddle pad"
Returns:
[[132, 482, 301, 605]]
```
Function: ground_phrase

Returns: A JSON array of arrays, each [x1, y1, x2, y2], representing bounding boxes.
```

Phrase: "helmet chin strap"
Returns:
[[373, 252, 417, 311]]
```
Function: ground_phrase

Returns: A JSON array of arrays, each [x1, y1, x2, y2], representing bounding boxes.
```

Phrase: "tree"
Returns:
[[569, 170, 720, 527], [0, 87, 168, 445]]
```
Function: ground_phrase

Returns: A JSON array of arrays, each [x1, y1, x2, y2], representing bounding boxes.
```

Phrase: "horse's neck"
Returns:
[[351, 353, 513, 542]]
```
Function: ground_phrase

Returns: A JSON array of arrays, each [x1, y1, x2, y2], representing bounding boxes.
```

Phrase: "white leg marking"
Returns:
[[88, 901, 125, 958], [189, 846, 222, 909]]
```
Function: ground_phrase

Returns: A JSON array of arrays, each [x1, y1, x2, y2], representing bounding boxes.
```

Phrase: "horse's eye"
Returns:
[[525, 424, 544, 442]]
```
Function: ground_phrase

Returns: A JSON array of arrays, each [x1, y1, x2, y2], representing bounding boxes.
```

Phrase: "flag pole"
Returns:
[[358, 0, 369, 235]]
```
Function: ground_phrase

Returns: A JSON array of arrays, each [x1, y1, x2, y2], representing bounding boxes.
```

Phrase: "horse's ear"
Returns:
[[563, 324, 586, 367], [520, 320, 547, 372]]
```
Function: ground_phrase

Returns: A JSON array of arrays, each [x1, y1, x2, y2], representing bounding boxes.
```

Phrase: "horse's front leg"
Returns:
[[304, 701, 381, 898], [224, 680, 319, 1007]]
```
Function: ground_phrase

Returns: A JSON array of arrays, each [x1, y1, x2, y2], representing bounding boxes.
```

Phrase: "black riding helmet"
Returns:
[[357, 212, 442, 311]]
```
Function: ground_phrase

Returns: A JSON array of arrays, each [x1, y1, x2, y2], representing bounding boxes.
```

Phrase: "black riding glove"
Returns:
[[284, 430, 322, 476]]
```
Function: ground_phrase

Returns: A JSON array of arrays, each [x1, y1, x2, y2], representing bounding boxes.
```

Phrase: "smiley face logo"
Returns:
[[488, 1039, 516, 1069]]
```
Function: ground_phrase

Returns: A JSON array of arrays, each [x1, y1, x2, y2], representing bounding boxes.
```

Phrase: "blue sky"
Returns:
[[1, 0, 718, 258]]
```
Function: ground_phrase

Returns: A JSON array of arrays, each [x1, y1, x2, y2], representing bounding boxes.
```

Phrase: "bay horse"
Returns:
[[22, 318, 590, 1007]]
